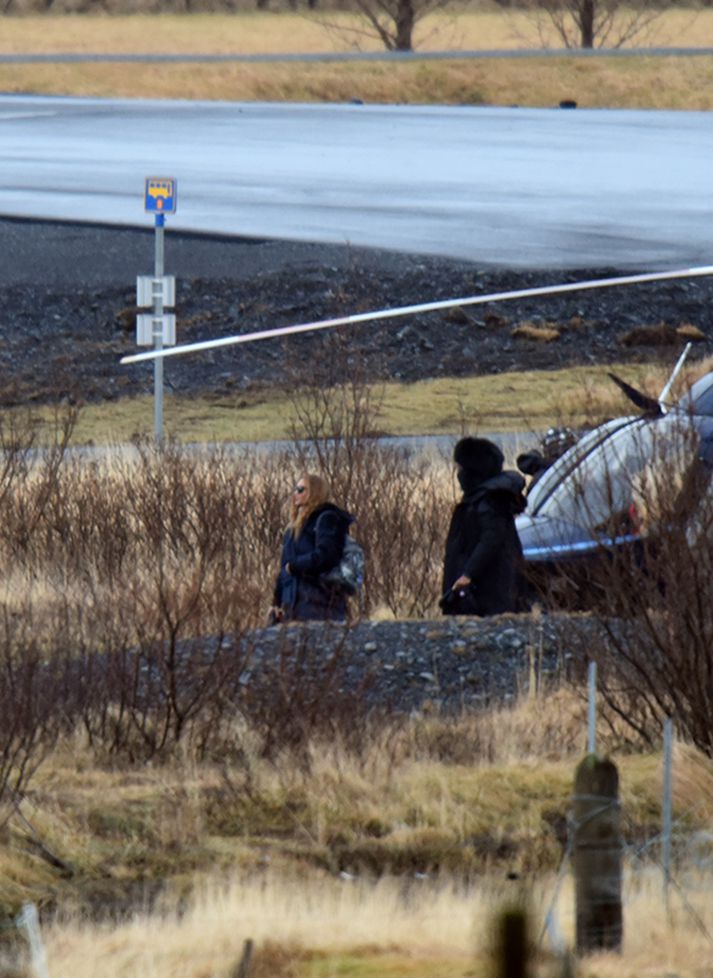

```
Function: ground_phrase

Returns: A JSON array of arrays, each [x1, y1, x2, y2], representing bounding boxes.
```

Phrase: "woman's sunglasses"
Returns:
[[294, 485, 306, 494]]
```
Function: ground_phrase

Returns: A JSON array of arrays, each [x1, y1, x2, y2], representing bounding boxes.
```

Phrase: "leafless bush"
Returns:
[[0, 426, 291, 765], [287, 331, 452, 617], [0, 596, 85, 824], [0, 409, 75, 563], [554, 417, 713, 757], [3, 438, 287, 624], [0, 416, 36, 515], [238, 627, 377, 768], [520, 0, 665, 49], [0, 381, 447, 771], [78, 622, 254, 764], [49, 445, 291, 763], [352, 453, 450, 617]]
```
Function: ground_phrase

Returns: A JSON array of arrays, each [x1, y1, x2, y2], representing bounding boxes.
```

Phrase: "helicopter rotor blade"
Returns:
[[120, 263, 713, 365], [607, 372, 662, 416]]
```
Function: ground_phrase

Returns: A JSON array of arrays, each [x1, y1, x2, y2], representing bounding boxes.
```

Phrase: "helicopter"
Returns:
[[514, 342, 713, 605]]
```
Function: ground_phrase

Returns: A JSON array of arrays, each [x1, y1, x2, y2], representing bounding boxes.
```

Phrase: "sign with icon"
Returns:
[[144, 177, 177, 214]]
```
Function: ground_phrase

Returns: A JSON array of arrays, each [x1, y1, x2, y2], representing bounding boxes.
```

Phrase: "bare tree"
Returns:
[[524, 0, 665, 49], [317, 0, 452, 52]]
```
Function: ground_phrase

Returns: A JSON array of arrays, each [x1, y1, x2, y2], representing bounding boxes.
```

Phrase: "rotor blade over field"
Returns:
[[120, 264, 713, 365]]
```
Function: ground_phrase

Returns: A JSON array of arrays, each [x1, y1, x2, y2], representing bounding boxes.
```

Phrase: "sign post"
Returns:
[[141, 177, 177, 442]]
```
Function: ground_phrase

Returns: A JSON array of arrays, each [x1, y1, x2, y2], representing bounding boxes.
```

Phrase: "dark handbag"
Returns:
[[321, 535, 365, 596], [439, 585, 478, 614], [439, 587, 460, 612]]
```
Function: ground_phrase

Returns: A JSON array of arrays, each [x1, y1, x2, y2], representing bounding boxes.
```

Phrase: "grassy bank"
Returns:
[[1, 10, 713, 107], [19, 359, 681, 446], [2, 691, 712, 976]]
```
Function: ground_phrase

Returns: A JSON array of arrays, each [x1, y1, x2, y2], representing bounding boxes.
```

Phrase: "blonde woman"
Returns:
[[271, 473, 354, 623]]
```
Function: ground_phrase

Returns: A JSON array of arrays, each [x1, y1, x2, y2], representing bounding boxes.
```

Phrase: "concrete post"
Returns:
[[572, 754, 623, 954]]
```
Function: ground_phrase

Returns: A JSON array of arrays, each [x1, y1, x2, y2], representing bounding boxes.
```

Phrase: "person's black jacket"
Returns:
[[274, 503, 354, 622], [442, 470, 527, 617]]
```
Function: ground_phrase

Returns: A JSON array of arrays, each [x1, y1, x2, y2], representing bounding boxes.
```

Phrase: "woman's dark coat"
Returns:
[[442, 470, 527, 617], [274, 503, 354, 622]]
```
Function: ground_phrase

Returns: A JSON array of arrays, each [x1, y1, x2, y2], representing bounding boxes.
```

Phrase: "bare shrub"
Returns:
[[55, 444, 292, 763], [78, 617, 254, 764], [0, 383, 469, 772], [0, 429, 297, 766], [0, 596, 85, 824], [0, 409, 76, 564], [286, 331, 452, 618], [312, 0, 454, 51], [521, 0, 666, 49], [4, 438, 288, 629], [554, 416, 713, 757], [341, 450, 449, 618], [238, 626, 377, 767], [0, 416, 37, 517]]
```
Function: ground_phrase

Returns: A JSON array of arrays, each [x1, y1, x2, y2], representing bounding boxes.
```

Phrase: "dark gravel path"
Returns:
[[1, 217, 712, 407]]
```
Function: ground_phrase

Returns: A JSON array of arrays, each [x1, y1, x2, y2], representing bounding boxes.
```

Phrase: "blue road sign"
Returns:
[[145, 177, 177, 214]]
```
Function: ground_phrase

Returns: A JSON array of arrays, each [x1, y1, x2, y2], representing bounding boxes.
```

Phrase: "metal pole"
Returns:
[[587, 661, 597, 755], [154, 213, 165, 442], [662, 717, 674, 909]]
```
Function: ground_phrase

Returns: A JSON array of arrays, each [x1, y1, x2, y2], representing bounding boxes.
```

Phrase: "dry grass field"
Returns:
[[6, 706, 711, 978], [19, 359, 696, 446], [39, 864, 713, 978], [0, 9, 713, 106], [0, 7, 710, 53]]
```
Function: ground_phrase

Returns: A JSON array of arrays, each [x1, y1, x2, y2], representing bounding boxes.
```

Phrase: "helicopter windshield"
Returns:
[[528, 415, 698, 533]]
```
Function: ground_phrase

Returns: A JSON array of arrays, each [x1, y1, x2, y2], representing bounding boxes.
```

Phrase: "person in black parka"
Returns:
[[271, 472, 354, 623], [441, 436, 528, 617]]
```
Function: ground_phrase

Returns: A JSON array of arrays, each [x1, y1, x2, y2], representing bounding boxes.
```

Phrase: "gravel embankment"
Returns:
[[2, 218, 712, 407], [236, 613, 603, 712]]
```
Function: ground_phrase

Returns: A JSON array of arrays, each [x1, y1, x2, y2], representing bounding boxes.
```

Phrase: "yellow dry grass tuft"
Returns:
[[618, 323, 679, 348], [511, 323, 561, 343], [676, 323, 707, 342], [40, 861, 713, 978]]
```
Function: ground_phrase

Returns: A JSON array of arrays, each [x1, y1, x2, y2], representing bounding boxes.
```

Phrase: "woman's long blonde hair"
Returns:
[[290, 473, 331, 537]]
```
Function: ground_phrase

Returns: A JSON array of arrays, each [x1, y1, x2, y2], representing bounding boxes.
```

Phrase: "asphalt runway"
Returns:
[[2, 97, 711, 271]]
